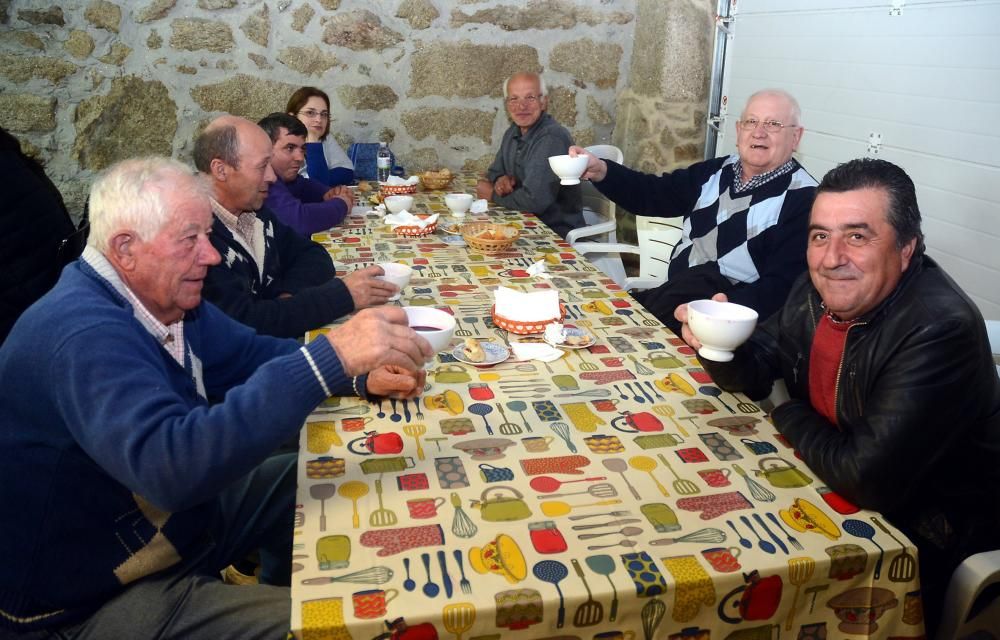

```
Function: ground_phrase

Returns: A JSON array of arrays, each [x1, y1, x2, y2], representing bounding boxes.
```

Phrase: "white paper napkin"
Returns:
[[494, 286, 559, 322], [510, 342, 565, 362], [382, 175, 420, 186], [469, 199, 489, 214], [383, 211, 439, 229], [526, 260, 550, 279]]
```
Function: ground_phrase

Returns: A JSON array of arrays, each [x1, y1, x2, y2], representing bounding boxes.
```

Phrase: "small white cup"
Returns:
[[547, 154, 588, 185], [384, 195, 414, 214], [444, 193, 474, 217], [686, 299, 758, 362], [403, 306, 456, 355], [377, 262, 412, 301]]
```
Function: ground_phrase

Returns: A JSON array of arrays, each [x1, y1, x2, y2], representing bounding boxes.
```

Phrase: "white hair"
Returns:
[[502, 72, 547, 98], [744, 88, 802, 126], [87, 156, 210, 252]]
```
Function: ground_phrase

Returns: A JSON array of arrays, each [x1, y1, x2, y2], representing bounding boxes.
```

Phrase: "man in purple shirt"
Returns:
[[258, 113, 355, 237]]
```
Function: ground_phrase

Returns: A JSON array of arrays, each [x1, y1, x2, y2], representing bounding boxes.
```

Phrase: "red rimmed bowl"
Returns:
[[491, 304, 566, 335]]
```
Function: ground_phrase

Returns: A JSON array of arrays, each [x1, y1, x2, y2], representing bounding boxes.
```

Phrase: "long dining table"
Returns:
[[289, 174, 927, 640]]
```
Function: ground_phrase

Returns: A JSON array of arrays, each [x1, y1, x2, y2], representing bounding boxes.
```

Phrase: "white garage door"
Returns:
[[710, 0, 1000, 319]]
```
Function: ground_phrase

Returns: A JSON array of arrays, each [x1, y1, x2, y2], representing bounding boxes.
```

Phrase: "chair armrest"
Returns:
[[567, 220, 616, 245], [574, 241, 641, 257], [622, 275, 667, 292]]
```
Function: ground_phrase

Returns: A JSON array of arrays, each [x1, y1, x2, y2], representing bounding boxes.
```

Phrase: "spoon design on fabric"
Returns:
[[578, 526, 644, 540], [740, 515, 776, 554], [402, 557, 416, 592], [390, 399, 402, 422], [623, 382, 645, 404], [377, 399, 386, 419], [421, 552, 440, 597], [727, 519, 753, 549], [587, 539, 639, 550]]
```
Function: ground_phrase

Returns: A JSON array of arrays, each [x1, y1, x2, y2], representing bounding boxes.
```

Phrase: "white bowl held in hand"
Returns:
[[687, 299, 758, 362], [547, 154, 588, 185], [377, 262, 412, 301], [384, 195, 414, 214], [403, 306, 456, 355], [444, 193, 474, 217]]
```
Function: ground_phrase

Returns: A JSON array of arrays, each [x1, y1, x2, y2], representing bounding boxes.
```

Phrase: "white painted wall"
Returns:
[[712, 0, 1000, 319]]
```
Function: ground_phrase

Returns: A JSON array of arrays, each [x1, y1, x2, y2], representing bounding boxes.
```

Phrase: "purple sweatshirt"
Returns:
[[263, 174, 347, 236]]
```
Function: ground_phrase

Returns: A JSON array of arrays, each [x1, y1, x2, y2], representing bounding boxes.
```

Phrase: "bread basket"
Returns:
[[461, 222, 520, 253], [380, 182, 419, 196], [419, 169, 454, 191], [491, 303, 566, 335], [393, 216, 438, 237]]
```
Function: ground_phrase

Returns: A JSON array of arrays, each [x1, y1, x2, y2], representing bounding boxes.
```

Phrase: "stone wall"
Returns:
[[0, 0, 714, 218]]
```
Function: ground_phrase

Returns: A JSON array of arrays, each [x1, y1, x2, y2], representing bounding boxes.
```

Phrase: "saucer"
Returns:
[[442, 235, 467, 246], [780, 498, 841, 540], [545, 327, 595, 349], [452, 341, 510, 366]]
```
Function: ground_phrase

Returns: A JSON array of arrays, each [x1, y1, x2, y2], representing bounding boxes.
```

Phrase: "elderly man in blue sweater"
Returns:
[[0, 157, 431, 637]]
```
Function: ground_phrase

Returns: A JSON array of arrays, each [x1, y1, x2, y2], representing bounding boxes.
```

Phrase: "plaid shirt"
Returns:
[[211, 199, 266, 276], [731, 158, 797, 194]]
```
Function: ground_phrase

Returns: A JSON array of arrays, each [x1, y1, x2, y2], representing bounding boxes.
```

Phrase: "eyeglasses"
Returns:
[[738, 118, 797, 132], [298, 109, 330, 120], [506, 95, 541, 106]]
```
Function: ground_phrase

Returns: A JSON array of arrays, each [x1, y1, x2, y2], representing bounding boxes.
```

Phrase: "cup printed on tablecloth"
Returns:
[[700, 546, 742, 572], [697, 468, 732, 487], [351, 588, 398, 619], [522, 436, 555, 453], [590, 398, 620, 412], [342, 416, 374, 432], [396, 472, 430, 491], [406, 497, 446, 519]]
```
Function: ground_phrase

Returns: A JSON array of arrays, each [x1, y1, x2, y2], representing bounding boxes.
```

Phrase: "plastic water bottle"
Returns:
[[377, 142, 391, 182]]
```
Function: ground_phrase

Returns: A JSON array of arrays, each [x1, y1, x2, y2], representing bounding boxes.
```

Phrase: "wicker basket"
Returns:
[[393, 218, 438, 237], [461, 223, 520, 253], [419, 170, 454, 191], [492, 304, 566, 335], [380, 182, 419, 196]]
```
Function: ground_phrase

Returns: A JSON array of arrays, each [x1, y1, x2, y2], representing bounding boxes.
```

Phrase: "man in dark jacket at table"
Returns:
[[475, 72, 583, 239], [572, 88, 817, 334], [676, 158, 1000, 632], [195, 115, 396, 339]]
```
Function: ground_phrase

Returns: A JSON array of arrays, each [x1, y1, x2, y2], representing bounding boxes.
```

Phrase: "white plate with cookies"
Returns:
[[451, 339, 511, 366]]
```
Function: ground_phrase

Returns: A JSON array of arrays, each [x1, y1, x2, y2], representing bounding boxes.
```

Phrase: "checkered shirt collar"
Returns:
[[731, 158, 797, 194], [211, 198, 258, 252], [81, 246, 186, 365]]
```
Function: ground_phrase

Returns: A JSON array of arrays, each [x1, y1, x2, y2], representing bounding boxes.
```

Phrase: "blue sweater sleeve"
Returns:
[[595, 158, 723, 219], [304, 142, 332, 185], [264, 177, 347, 237]]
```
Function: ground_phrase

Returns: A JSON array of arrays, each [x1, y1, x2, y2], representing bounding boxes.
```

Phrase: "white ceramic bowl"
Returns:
[[384, 195, 414, 214], [377, 262, 412, 301], [403, 306, 456, 355], [547, 154, 588, 185], [444, 193, 474, 217], [687, 299, 758, 362]]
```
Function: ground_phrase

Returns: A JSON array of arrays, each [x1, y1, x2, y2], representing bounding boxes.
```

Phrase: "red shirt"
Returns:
[[808, 313, 855, 427]]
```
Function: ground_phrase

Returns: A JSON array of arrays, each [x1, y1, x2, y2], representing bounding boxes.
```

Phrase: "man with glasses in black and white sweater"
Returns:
[[570, 88, 818, 334]]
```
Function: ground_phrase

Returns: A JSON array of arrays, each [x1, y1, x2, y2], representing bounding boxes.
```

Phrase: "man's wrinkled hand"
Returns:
[[366, 364, 427, 399], [342, 265, 398, 309], [475, 179, 493, 201], [494, 175, 517, 196], [568, 145, 607, 183], [326, 307, 434, 376], [675, 292, 729, 350]]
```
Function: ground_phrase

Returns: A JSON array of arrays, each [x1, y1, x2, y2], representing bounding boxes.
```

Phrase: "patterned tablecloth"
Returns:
[[290, 176, 926, 640]]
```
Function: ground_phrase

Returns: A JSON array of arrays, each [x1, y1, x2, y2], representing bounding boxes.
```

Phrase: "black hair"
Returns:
[[257, 112, 307, 143], [818, 157, 925, 255]]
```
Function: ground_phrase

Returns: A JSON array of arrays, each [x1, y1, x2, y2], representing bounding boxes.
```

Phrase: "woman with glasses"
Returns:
[[286, 86, 354, 187]]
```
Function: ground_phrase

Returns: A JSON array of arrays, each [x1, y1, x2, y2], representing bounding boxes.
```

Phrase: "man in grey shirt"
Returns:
[[476, 72, 583, 238]]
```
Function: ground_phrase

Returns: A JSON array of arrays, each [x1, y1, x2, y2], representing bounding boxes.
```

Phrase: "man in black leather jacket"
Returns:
[[677, 158, 1000, 632]]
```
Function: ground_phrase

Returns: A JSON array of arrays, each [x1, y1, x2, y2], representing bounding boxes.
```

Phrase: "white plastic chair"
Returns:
[[573, 215, 684, 291], [986, 319, 999, 376], [936, 550, 1000, 640], [566, 145, 626, 285]]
